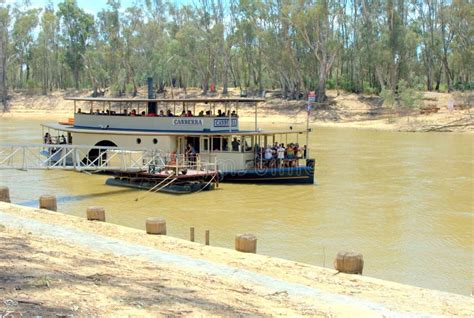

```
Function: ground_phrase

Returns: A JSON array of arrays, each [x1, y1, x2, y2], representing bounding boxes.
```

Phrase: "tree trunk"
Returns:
[[222, 49, 229, 94], [74, 64, 79, 90], [317, 66, 327, 103], [0, 26, 6, 108]]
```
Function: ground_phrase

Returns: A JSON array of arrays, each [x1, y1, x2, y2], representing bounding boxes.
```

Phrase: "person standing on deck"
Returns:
[[185, 144, 196, 163], [277, 144, 285, 167], [231, 138, 240, 151], [264, 146, 273, 167]]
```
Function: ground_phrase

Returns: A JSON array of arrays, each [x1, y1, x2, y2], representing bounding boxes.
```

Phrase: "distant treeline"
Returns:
[[0, 0, 472, 106]]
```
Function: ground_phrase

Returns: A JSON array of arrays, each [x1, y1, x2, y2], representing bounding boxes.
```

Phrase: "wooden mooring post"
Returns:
[[190, 227, 195, 242], [334, 251, 364, 274], [86, 206, 106, 222], [146, 217, 167, 235], [205, 230, 210, 245], [235, 234, 257, 253], [39, 195, 57, 211], [0, 186, 10, 203]]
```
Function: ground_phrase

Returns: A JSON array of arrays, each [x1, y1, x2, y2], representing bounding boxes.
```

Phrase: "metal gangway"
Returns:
[[0, 144, 168, 172]]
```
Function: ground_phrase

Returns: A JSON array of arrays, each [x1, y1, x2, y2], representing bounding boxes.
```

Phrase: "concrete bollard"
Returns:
[[190, 227, 195, 242], [39, 195, 57, 211], [334, 251, 364, 274], [205, 230, 210, 245], [86, 206, 106, 222], [235, 234, 257, 253], [0, 186, 10, 203], [146, 217, 167, 235]]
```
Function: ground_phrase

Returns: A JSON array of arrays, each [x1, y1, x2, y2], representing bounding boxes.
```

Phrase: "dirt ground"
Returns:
[[0, 203, 472, 317], [1, 88, 472, 133]]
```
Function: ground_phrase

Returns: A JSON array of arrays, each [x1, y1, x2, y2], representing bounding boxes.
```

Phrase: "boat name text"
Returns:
[[172, 119, 204, 126]]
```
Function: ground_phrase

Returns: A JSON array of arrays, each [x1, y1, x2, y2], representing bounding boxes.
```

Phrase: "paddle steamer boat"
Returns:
[[41, 87, 315, 185]]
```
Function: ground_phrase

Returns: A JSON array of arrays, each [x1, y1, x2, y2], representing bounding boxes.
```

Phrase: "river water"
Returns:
[[0, 117, 472, 295]]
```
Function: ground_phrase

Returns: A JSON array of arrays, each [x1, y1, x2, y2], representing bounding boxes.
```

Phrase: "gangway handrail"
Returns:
[[0, 143, 219, 173]]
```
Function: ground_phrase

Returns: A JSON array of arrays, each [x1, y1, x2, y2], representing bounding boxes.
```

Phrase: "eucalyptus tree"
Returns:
[[290, 0, 342, 102], [57, 0, 94, 89], [11, 6, 40, 88], [35, 4, 59, 94], [0, 1, 10, 106]]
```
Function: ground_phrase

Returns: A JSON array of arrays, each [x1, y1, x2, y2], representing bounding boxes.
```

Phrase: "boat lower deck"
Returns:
[[106, 170, 218, 194], [220, 166, 315, 184]]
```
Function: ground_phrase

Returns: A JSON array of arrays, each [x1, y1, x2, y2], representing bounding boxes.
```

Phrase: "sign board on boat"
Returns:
[[213, 118, 238, 128]]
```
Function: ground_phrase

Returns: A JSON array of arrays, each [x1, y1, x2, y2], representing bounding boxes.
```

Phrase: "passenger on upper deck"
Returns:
[[167, 110, 174, 117], [231, 110, 238, 117], [180, 110, 186, 117], [217, 110, 222, 117], [158, 110, 164, 116], [77, 108, 82, 113], [198, 110, 204, 116], [123, 109, 128, 116], [130, 109, 137, 116], [186, 110, 193, 117]]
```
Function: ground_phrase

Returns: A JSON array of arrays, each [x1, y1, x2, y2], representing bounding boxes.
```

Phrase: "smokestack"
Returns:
[[147, 77, 157, 114]]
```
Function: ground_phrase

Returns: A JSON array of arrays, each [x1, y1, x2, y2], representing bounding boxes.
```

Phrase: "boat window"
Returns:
[[136, 138, 142, 144], [242, 136, 253, 152], [211, 137, 221, 151], [201, 137, 210, 152], [211, 136, 229, 151], [153, 138, 158, 144]]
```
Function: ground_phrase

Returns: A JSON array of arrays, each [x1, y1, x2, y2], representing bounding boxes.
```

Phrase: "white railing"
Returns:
[[0, 144, 166, 172], [0, 143, 219, 174]]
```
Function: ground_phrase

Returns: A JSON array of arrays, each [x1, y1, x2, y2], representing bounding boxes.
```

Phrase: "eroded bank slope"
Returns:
[[0, 203, 472, 317], [1, 89, 472, 132]]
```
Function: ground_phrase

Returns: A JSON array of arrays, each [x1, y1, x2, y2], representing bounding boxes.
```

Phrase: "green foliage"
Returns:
[[57, 0, 94, 89], [362, 82, 378, 95], [380, 89, 395, 107], [1, 0, 471, 97], [398, 80, 422, 109]]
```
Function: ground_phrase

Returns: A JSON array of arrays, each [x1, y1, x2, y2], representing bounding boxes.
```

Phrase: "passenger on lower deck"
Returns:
[[231, 138, 240, 151], [185, 144, 196, 162]]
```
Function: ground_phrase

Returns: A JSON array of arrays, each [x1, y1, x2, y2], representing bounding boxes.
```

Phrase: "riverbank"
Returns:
[[1, 89, 472, 132], [0, 202, 472, 317]]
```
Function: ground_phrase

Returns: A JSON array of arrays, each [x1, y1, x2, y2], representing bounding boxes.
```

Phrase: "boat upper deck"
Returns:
[[42, 122, 305, 136], [66, 96, 265, 133]]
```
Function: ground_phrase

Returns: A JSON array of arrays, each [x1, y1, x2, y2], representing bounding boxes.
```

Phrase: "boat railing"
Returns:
[[148, 153, 218, 176], [0, 143, 170, 172]]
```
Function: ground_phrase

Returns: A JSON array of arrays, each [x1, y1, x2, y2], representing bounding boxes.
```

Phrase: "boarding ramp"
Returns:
[[0, 144, 166, 172]]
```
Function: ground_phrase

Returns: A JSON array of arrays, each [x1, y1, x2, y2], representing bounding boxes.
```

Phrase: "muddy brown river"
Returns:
[[0, 117, 472, 295]]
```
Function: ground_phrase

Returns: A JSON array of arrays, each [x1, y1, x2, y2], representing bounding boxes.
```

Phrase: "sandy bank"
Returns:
[[0, 202, 472, 317], [1, 90, 472, 133]]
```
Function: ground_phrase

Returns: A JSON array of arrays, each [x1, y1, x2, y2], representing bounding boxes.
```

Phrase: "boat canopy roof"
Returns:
[[64, 97, 265, 103], [41, 122, 305, 136]]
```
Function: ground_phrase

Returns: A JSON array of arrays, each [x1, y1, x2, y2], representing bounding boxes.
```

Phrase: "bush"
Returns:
[[362, 81, 378, 95], [439, 83, 449, 93], [326, 78, 336, 89], [398, 80, 423, 108], [380, 89, 395, 107]]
